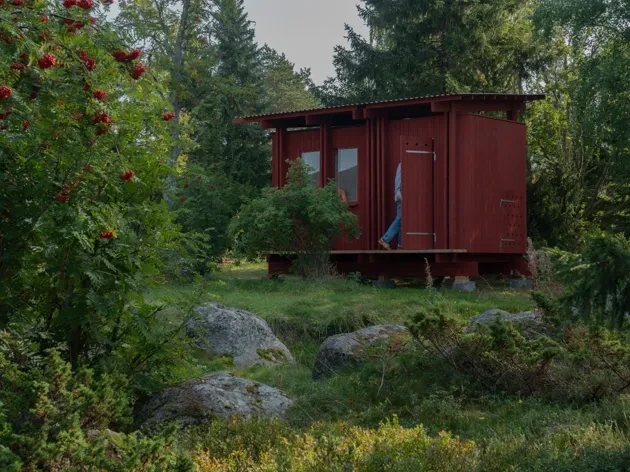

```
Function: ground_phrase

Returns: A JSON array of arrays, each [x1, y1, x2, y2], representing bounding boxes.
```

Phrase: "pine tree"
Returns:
[[318, 0, 550, 105], [260, 46, 320, 113], [211, 0, 270, 188]]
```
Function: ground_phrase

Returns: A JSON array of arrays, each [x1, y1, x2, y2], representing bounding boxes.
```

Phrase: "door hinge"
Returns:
[[405, 150, 435, 161], [500, 238, 516, 247], [500, 199, 515, 207]]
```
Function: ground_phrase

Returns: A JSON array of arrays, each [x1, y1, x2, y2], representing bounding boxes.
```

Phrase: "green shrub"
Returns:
[[551, 232, 630, 330], [193, 418, 478, 472], [230, 159, 360, 278], [408, 307, 630, 401], [0, 350, 190, 471], [188, 415, 630, 472]]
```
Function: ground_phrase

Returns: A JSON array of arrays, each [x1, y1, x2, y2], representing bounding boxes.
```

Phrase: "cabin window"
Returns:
[[301, 151, 320, 187], [335, 148, 358, 202]]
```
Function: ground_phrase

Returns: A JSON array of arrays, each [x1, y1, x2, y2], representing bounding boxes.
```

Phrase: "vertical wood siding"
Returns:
[[453, 114, 527, 253]]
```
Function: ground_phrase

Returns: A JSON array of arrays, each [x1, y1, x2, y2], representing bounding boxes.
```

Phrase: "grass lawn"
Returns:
[[150, 263, 630, 470], [151, 262, 532, 343]]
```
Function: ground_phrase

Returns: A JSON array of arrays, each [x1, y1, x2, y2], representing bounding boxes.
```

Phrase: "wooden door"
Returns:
[[401, 136, 435, 250]]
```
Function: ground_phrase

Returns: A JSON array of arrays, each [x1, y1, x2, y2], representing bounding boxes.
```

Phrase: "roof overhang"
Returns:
[[233, 93, 545, 129]]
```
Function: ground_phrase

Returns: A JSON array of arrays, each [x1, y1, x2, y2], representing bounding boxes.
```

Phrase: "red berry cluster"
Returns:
[[21, 121, 29, 130], [162, 111, 176, 121], [93, 112, 112, 125], [80, 49, 96, 71], [111, 49, 147, 80], [10, 63, 25, 71], [93, 112, 113, 135], [37, 53, 56, 69], [65, 19, 86, 33], [40, 15, 49, 23], [93, 90, 107, 100], [99, 230, 115, 239], [0, 86, 12, 99], [112, 50, 127, 62], [55, 179, 83, 204], [120, 170, 135, 181], [0, 108, 12, 119], [112, 49, 142, 62], [63, 0, 93, 9], [130, 63, 147, 80], [127, 49, 142, 60]]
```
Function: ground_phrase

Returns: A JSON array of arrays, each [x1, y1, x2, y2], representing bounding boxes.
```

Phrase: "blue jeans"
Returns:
[[382, 200, 402, 244]]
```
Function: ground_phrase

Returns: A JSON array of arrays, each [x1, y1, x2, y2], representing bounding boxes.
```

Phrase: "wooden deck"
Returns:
[[330, 249, 467, 254], [269, 249, 468, 255]]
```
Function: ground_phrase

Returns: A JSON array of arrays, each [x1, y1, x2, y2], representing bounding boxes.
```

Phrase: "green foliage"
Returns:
[[189, 414, 630, 471], [409, 306, 630, 401], [316, 0, 550, 104], [209, 0, 270, 188], [551, 233, 630, 329], [0, 350, 188, 471], [409, 307, 561, 397], [230, 159, 360, 277], [260, 46, 320, 114], [0, 0, 200, 382], [193, 418, 478, 472], [527, 0, 630, 245], [174, 165, 253, 265]]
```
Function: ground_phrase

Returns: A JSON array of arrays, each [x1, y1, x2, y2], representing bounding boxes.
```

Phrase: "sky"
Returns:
[[243, 0, 369, 84]]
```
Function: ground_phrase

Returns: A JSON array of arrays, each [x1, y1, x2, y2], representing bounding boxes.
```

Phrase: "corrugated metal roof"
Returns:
[[235, 93, 545, 121]]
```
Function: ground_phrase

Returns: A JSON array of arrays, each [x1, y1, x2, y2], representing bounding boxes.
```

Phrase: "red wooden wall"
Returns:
[[271, 113, 526, 256], [451, 114, 527, 253]]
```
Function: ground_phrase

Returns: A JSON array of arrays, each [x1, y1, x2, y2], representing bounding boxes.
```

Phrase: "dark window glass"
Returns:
[[335, 148, 358, 201], [301, 151, 320, 187]]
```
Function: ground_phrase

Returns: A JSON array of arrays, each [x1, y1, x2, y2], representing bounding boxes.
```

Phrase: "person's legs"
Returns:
[[379, 201, 402, 248]]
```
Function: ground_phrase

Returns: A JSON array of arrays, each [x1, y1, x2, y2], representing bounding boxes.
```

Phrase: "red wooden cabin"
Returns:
[[234, 93, 544, 278]]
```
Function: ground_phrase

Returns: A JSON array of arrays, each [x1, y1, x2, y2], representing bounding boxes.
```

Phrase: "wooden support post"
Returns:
[[276, 128, 286, 187], [319, 123, 331, 188]]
